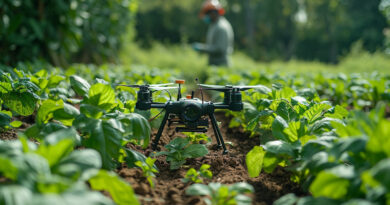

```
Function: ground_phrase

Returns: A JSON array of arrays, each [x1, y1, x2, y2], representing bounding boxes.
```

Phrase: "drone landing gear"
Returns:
[[151, 113, 228, 154], [209, 113, 228, 155]]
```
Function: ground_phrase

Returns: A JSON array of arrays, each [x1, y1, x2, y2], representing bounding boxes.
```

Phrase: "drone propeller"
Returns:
[[149, 83, 174, 87], [149, 86, 178, 91], [116, 83, 174, 88], [198, 84, 270, 92]]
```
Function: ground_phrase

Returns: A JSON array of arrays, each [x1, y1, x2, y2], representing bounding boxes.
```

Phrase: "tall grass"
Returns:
[[120, 42, 390, 80]]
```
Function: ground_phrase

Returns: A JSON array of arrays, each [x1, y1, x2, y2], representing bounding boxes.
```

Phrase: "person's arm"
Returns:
[[193, 28, 228, 55]]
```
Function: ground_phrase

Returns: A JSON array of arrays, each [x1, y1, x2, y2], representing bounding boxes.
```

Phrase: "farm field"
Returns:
[[1, 62, 389, 205], [2, 0, 390, 204]]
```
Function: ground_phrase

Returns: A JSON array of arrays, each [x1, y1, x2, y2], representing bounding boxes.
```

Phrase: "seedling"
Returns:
[[135, 157, 159, 188], [183, 132, 211, 144], [182, 164, 213, 183], [153, 137, 208, 170], [186, 182, 254, 205]]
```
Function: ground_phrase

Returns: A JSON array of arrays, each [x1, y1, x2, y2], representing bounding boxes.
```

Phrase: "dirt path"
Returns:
[[118, 112, 305, 205]]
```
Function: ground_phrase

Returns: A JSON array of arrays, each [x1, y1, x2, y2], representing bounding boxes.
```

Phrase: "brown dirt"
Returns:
[[0, 129, 18, 141], [118, 112, 305, 205]]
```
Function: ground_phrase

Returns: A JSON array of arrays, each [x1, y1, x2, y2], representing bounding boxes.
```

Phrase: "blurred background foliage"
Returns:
[[135, 0, 387, 63], [1, 0, 390, 67], [0, 0, 137, 66]]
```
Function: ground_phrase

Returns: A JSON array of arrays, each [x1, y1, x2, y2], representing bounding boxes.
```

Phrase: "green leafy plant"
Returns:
[[186, 182, 254, 205], [0, 110, 22, 131], [0, 70, 40, 116], [154, 137, 208, 170], [183, 132, 211, 144], [0, 129, 139, 205], [182, 164, 213, 183], [135, 157, 159, 188]]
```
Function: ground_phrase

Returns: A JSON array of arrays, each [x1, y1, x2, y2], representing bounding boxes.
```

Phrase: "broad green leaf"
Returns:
[[272, 116, 289, 141], [120, 113, 151, 149], [270, 87, 296, 100], [301, 151, 334, 172], [325, 105, 349, 119], [329, 138, 366, 159], [0, 185, 32, 205], [70, 75, 90, 96], [341, 199, 375, 205], [30, 189, 114, 205], [47, 75, 65, 87], [366, 120, 390, 157], [79, 104, 104, 119], [44, 128, 81, 145], [310, 172, 350, 199], [0, 112, 11, 127], [273, 193, 298, 205], [10, 120, 22, 128], [186, 184, 211, 196], [331, 121, 361, 138], [35, 139, 74, 167], [246, 146, 265, 178], [78, 117, 122, 170], [25, 123, 68, 141], [36, 99, 64, 125], [165, 137, 190, 150], [55, 149, 102, 179], [0, 82, 12, 93], [309, 118, 342, 134], [283, 120, 307, 142], [124, 149, 157, 169], [229, 182, 254, 193], [16, 154, 52, 188], [276, 101, 296, 122], [263, 140, 295, 156], [291, 96, 309, 106], [296, 196, 339, 205], [303, 103, 332, 124], [170, 159, 187, 170], [253, 85, 272, 94], [262, 152, 282, 173], [89, 170, 139, 205], [0, 156, 18, 180], [183, 144, 208, 158], [36, 175, 73, 193], [87, 83, 116, 111], [247, 110, 273, 131], [53, 103, 80, 126], [370, 159, 390, 190], [3, 91, 38, 116]]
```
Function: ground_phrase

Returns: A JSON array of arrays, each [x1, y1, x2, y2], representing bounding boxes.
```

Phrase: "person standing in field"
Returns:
[[192, 0, 234, 67]]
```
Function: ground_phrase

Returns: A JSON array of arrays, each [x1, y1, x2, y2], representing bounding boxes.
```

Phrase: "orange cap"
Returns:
[[175, 79, 185, 84], [186, 95, 192, 99], [199, 0, 225, 18]]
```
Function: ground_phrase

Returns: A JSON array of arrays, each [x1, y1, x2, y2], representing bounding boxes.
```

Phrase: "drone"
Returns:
[[118, 80, 263, 154]]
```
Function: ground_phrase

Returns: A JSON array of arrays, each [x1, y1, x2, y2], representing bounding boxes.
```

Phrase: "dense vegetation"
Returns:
[[1, 64, 389, 204], [0, 0, 137, 66], [136, 0, 387, 63]]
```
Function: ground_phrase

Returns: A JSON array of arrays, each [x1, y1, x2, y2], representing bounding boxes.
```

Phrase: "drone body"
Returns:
[[118, 80, 262, 154]]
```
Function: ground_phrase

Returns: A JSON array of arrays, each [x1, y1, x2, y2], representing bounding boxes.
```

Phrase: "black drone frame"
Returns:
[[118, 80, 262, 154]]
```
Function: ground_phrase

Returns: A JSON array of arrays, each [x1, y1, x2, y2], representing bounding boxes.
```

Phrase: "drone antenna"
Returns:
[[175, 80, 185, 101], [196, 78, 204, 104]]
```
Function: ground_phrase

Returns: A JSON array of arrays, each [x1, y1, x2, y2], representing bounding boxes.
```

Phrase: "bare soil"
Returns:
[[118, 112, 305, 205], [0, 129, 18, 141]]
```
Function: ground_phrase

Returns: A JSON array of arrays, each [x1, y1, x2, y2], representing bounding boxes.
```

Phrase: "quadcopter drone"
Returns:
[[118, 80, 263, 154]]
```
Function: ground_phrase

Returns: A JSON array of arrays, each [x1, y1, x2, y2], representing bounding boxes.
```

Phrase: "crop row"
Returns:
[[1, 65, 390, 204], [206, 69, 390, 204]]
